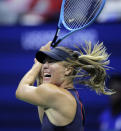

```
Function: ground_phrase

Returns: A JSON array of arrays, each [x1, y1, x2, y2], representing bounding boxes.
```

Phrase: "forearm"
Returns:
[[16, 62, 42, 99], [18, 62, 42, 88], [16, 41, 51, 102], [36, 72, 42, 86]]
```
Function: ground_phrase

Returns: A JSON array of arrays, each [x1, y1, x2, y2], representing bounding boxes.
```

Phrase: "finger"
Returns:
[[47, 41, 52, 45], [40, 41, 52, 51], [34, 58, 37, 63], [46, 41, 52, 48]]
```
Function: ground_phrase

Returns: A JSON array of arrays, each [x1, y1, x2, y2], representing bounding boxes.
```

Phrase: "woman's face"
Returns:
[[41, 58, 67, 86]]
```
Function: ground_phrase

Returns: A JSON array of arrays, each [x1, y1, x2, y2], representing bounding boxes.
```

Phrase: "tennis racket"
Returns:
[[51, 0, 106, 48]]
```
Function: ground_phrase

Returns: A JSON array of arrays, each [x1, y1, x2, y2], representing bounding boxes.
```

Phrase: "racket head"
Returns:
[[51, 0, 106, 48], [59, 0, 106, 31]]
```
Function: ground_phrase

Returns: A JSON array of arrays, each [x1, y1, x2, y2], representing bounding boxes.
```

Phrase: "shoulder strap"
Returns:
[[68, 89, 85, 127], [75, 90, 85, 127]]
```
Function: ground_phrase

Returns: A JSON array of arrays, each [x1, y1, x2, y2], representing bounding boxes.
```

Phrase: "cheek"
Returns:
[[53, 69, 64, 77], [51, 65, 65, 79]]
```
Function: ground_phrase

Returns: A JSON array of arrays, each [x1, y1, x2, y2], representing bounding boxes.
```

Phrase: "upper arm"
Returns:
[[16, 83, 73, 109], [16, 84, 54, 108]]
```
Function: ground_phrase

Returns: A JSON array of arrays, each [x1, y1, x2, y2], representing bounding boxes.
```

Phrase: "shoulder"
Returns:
[[41, 85, 77, 126], [38, 83, 77, 112], [38, 83, 76, 102]]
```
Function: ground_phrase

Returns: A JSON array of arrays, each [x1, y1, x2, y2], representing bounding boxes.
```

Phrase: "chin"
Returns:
[[42, 79, 61, 86], [43, 81, 51, 84]]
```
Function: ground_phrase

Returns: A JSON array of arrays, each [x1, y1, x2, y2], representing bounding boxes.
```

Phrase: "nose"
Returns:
[[43, 61, 49, 69]]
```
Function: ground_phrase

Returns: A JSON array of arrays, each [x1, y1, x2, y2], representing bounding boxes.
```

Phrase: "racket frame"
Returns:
[[51, 0, 106, 47]]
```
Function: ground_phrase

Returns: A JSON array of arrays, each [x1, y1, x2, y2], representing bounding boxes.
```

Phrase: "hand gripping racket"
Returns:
[[51, 0, 106, 48]]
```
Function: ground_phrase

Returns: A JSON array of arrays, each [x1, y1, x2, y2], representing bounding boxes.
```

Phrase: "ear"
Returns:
[[64, 67, 73, 76]]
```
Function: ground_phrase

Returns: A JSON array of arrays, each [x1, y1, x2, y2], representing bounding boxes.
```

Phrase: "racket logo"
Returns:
[[69, 18, 75, 23]]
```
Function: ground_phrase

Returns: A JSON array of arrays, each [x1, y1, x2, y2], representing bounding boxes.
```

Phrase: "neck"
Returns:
[[60, 79, 74, 89]]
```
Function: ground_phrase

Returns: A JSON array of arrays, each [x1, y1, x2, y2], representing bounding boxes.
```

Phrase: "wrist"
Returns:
[[32, 62, 42, 72]]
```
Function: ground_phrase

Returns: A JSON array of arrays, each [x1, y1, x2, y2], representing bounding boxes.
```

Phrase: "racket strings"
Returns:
[[64, 0, 102, 30], [64, 0, 93, 28], [80, 0, 101, 25], [64, 0, 84, 29], [80, 0, 97, 22], [82, 0, 101, 26], [68, 0, 100, 28]]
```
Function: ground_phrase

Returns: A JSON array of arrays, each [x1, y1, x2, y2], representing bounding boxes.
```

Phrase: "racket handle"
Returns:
[[51, 36, 58, 47], [51, 39, 62, 48]]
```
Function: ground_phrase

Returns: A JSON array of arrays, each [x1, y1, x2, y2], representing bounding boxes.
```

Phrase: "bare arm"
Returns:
[[16, 64, 76, 124], [18, 62, 42, 86], [36, 61, 44, 123], [15, 62, 43, 105], [16, 41, 51, 107]]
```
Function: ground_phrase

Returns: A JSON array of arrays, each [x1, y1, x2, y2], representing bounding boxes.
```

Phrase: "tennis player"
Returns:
[[16, 41, 114, 131]]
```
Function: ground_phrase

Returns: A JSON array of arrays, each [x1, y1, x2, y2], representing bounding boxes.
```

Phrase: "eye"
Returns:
[[48, 59, 57, 63], [45, 57, 58, 63]]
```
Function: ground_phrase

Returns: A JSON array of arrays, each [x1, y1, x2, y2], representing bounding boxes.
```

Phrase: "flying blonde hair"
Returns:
[[57, 41, 115, 95]]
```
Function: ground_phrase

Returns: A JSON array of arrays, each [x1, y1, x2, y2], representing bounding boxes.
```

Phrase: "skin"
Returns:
[[16, 41, 77, 126]]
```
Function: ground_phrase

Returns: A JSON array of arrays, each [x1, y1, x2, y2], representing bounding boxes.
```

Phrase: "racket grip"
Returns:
[[51, 36, 58, 47], [51, 39, 62, 48]]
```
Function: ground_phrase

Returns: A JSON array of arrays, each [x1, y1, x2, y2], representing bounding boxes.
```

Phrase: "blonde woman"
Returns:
[[16, 41, 114, 131]]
